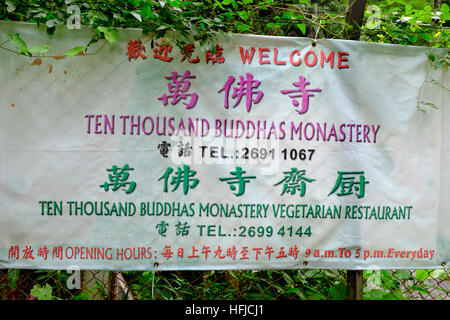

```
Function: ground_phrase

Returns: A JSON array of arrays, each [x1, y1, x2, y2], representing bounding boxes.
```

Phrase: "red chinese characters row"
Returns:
[[7, 244, 301, 262], [160, 244, 300, 261], [127, 40, 351, 70], [127, 40, 225, 65]]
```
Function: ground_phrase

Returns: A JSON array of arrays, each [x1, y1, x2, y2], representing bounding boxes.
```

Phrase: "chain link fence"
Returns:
[[1, 268, 449, 300]]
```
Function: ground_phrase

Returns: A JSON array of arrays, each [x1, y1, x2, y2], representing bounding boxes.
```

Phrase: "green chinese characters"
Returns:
[[99, 164, 371, 198]]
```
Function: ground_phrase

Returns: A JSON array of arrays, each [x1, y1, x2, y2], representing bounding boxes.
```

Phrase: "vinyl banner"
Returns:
[[0, 21, 449, 270]]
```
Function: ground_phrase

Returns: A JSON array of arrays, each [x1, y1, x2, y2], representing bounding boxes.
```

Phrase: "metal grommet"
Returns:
[[154, 262, 159, 271], [312, 41, 317, 48], [442, 261, 447, 268], [303, 261, 308, 267]]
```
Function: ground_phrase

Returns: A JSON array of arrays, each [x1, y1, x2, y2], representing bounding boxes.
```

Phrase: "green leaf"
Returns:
[[130, 11, 142, 22], [28, 45, 54, 54], [281, 10, 295, 20], [297, 23, 306, 35], [429, 269, 447, 279], [30, 284, 53, 300], [64, 46, 88, 58], [7, 269, 19, 289], [415, 270, 429, 281], [96, 27, 120, 44], [113, 12, 125, 23], [236, 21, 251, 32], [387, 289, 405, 300], [410, 284, 429, 294], [156, 25, 168, 31], [420, 33, 433, 42], [405, 4, 413, 13], [329, 283, 347, 300], [441, 4, 450, 19], [442, 3, 449, 14], [308, 293, 327, 300], [434, 59, 445, 70], [407, 34, 418, 43], [283, 287, 300, 295], [364, 289, 386, 300], [282, 273, 294, 285], [8, 33, 29, 54], [393, 270, 411, 280], [237, 10, 248, 20]]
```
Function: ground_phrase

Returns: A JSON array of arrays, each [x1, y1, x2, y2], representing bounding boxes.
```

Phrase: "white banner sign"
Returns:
[[0, 21, 449, 270]]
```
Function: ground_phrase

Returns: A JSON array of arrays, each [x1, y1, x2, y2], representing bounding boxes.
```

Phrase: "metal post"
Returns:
[[344, 0, 367, 301], [108, 271, 119, 300], [346, 270, 363, 300]]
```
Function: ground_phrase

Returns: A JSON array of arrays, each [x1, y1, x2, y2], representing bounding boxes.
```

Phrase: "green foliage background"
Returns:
[[1, 1, 449, 53]]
